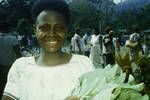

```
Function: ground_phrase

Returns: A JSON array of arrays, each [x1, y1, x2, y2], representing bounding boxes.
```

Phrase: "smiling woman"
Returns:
[[2, 0, 93, 100], [35, 11, 68, 53]]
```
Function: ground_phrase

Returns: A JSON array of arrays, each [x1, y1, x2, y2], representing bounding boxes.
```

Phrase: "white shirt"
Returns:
[[71, 33, 84, 52], [90, 34, 101, 47], [82, 34, 91, 52], [4, 55, 93, 100]]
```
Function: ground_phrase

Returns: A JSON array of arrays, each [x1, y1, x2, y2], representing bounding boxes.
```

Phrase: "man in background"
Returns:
[[82, 28, 92, 57], [71, 27, 84, 54], [103, 27, 115, 66], [0, 13, 21, 99]]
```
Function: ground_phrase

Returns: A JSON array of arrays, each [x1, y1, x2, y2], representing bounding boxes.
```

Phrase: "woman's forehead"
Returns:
[[36, 10, 66, 24]]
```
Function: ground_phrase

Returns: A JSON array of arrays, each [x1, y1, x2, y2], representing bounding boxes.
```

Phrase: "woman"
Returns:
[[71, 27, 84, 55], [103, 28, 115, 66], [89, 28, 104, 68], [2, 0, 93, 100]]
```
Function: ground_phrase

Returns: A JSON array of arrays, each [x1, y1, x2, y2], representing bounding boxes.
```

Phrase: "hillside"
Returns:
[[116, 0, 150, 12]]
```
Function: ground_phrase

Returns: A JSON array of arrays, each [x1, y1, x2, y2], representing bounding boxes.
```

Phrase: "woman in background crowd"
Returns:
[[90, 28, 104, 68]]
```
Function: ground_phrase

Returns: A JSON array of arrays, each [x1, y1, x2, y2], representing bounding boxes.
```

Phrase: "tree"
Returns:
[[16, 18, 33, 35], [113, 3, 150, 33], [87, 0, 116, 32], [69, 0, 116, 33], [0, 0, 34, 35], [69, 0, 97, 28]]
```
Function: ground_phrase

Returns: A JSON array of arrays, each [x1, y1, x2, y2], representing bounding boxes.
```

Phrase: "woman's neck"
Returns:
[[41, 49, 63, 59], [35, 49, 72, 66]]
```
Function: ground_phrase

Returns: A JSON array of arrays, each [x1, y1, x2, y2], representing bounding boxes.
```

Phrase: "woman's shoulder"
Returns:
[[8, 57, 35, 75], [15, 56, 34, 63], [71, 54, 94, 71], [72, 54, 90, 62], [11, 56, 35, 68]]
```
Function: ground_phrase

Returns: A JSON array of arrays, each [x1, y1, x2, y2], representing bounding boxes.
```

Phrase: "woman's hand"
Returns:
[[1, 95, 15, 100]]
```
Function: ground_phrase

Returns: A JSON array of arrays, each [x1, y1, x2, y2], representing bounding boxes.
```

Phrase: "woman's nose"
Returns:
[[47, 28, 55, 37]]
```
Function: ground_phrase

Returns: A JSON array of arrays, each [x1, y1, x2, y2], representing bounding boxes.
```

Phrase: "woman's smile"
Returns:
[[46, 41, 58, 46]]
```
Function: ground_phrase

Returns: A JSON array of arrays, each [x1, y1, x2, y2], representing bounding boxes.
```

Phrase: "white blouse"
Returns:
[[4, 54, 93, 100], [90, 34, 101, 47]]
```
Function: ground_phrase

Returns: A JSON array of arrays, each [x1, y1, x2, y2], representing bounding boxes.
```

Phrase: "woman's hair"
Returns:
[[31, 0, 70, 24]]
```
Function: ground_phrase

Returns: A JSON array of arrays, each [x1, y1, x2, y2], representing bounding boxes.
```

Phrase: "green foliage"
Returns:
[[114, 3, 150, 33], [16, 18, 34, 35], [0, 0, 149, 36], [69, 0, 116, 34], [0, 0, 33, 34], [69, 0, 98, 29]]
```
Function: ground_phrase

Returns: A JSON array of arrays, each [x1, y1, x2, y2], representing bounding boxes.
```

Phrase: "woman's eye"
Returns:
[[55, 26, 64, 31], [41, 27, 50, 32], [39, 25, 50, 32]]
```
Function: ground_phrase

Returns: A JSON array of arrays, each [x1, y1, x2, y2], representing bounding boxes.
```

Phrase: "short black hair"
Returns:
[[104, 26, 112, 33], [31, 0, 70, 24]]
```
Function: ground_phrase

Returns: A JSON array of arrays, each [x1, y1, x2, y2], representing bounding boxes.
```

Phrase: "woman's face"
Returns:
[[35, 10, 68, 53]]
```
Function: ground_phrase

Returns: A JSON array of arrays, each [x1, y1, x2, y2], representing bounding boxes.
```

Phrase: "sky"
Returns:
[[0, 0, 123, 5], [114, 0, 122, 4]]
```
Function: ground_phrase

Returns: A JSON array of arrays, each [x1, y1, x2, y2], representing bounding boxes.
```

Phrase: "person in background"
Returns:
[[113, 36, 121, 51], [125, 26, 143, 83], [27, 35, 34, 49], [0, 19, 21, 99], [142, 32, 150, 57], [103, 27, 115, 66], [90, 28, 104, 68], [82, 28, 92, 57], [2, 0, 93, 100], [71, 27, 84, 55], [20, 35, 28, 48]]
